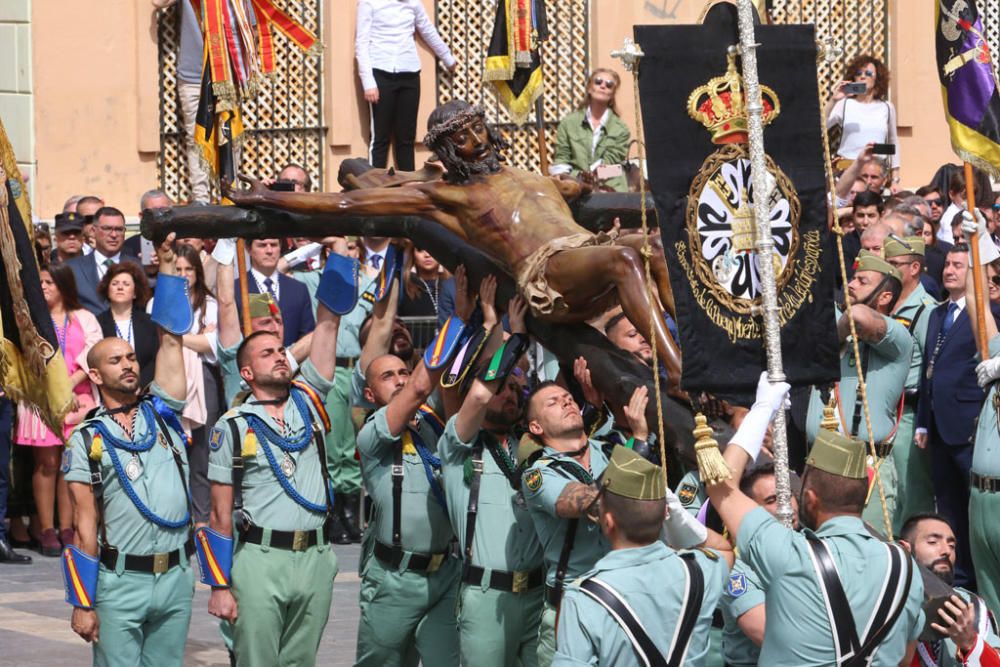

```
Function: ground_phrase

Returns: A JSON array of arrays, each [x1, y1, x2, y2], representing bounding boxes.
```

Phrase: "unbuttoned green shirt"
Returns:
[[552, 542, 729, 666], [357, 404, 454, 554], [891, 284, 938, 391], [737, 507, 925, 666], [720, 557, 765, 667], [973, 334, 1000, 477], [806, 313, 913, 444], [217, 338, 300, 409], [521, 443, 610, 588], [439, 417, 543, 573], [553, 108, 631, 193], [64, 384, 190, 555], [207, 360, 333, 532]]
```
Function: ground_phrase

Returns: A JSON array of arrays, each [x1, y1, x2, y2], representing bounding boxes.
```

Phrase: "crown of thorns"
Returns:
[[423, 105, 487, 147]]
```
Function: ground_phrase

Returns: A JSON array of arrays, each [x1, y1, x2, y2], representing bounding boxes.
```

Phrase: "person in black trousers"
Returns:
[[0, 394, 31, 563]]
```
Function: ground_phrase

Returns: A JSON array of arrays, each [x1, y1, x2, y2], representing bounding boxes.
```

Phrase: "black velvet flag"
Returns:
[[636, 7, 839, 405]]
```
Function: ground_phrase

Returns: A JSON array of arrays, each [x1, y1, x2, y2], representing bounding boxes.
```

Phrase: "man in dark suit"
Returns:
[[916, 242, 1000, 587], [235, 238, 315, 347], [65, 206, 142, 315]]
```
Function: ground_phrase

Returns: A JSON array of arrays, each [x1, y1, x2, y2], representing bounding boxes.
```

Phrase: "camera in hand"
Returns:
[[269, 179, 297, 192], [871, 143, 896, 156], [842, 82, 868, 96]]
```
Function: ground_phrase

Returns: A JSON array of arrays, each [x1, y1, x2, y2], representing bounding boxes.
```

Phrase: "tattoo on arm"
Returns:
[[555, 482, 600, 519]]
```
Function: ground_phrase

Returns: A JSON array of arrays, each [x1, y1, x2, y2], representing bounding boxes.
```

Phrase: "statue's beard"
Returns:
[[437, 145, 503, 183], [464, 152, 502, 175]]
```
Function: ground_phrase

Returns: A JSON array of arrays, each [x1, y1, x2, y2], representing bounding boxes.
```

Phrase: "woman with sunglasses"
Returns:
[[550, 68, 631, 192], [826, 54, 900, 190]]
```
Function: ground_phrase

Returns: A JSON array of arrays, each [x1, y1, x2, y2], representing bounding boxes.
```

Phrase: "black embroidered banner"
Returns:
[[636, 6, 839, 404]]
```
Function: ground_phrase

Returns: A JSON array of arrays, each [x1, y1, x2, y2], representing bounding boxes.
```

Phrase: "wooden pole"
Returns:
[[965, 161, 990, 360], [535, 96, 549, 175], [236, 238, 252, 336]]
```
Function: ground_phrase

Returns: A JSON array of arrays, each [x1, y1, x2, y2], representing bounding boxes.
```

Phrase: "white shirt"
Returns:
[[828, 98, 900, 169], [93, 249, 122, 281], [365, 245, 388, 271], [355, 0, 456, 91], [249, 267, 280, 302]]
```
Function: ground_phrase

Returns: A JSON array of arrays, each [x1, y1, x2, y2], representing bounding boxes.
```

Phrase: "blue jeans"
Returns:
[[0, 397, 13, 541]]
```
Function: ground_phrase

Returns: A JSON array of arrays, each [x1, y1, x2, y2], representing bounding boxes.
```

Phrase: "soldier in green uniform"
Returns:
[[884, 235, 938, 533], [805, 251, 913, 532], [720, 463, 801, 667], [211, 238, 311, 408], [520, 380, 612, 667], [962, 247, 1000, 617], [287, 239, 374, 543], [353, 270, 475, 667], [706, 373, 926, 666], [553, 447, 731, 666], [203, 262, 343, 667], [64, 237, 194, 667], [900, 513, 1000, 665], [440, 290, 546, 666]]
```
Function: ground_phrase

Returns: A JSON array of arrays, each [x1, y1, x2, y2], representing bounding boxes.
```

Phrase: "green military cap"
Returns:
[[247, 293, 280, 319], [805, 429, 867, 480], [855, 250, 902, 282], [601, 446, 665, 500], [883, 235, 925, 259]]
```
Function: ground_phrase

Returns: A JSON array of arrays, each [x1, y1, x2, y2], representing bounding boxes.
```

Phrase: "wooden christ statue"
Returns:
[[227, 99, 684, 396]]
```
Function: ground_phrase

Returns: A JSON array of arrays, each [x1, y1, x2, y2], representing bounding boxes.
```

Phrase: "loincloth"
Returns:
[[515, 230, 618, 316]]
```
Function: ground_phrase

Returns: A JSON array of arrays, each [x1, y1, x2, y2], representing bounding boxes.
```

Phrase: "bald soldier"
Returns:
[[553, 447, 731, 666], [62, 237, 194, 667], [884, 235, 939, 532], [707, 373, 925, 666], [228, 99, 685, 394], [805, 251, 913, 531]]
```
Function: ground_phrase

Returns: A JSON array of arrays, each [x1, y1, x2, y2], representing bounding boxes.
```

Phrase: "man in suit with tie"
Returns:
[[65, 206, 142, 315], [236, 238, 315, 347], [916, 242, 1000, 588]]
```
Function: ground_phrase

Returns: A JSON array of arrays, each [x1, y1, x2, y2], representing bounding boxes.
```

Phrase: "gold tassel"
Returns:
[[821, 398, 839, 432], [693, 413, 731, 485]]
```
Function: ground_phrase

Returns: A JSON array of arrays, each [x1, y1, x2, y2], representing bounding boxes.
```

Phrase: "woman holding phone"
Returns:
[[826, 54, 900, 189]]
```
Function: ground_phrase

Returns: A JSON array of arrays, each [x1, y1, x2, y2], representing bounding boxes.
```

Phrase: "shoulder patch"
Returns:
[[727, 572, 748, 597], [524, 468, 543, 492], [677, 482, 698, 506], [60, 448, 73, 474], [209, 427, 225, 451]]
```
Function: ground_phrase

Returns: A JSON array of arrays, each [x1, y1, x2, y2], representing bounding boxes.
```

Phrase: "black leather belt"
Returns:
[[101, 539, 194, 574], [873, 441, 893, 458], [972, 471, 1000, 493], [545, 583, 563, 608], [241, 524, 326, 551], [462, 564, 544, 593], [336, 357, 355, 368], [374, 540, 449, 574]]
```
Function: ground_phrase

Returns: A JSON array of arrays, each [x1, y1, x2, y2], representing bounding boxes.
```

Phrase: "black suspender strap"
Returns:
[[552, 519, 579, 606], [668, 553, 706, 667], [463, 443, 484, 573], [806, 535, 913, 666], [311, 424, 336, 516], [850, 344, 872, 438], [82, 428, 110, 547], [227, 419, 246, 526], [907, 304, 927, 335], [578, 576, 668, 667], [149, 409, 194, 531], [391, 442, 403, 549]]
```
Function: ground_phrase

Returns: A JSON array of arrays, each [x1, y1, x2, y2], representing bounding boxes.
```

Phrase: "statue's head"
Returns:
[[424, 100, 507, 183]]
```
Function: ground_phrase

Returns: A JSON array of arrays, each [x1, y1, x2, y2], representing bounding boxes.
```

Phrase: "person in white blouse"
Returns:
[[826, 54, 901, 191], [355, 0, 458, 172]]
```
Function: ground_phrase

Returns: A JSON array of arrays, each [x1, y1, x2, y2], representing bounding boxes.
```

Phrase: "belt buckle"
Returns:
[[152, 552, 170, 574], [292, 531, 309, 552], [391, 464, 404, 477], [512, 570, 530, 593], [427, 553, 445, 573]]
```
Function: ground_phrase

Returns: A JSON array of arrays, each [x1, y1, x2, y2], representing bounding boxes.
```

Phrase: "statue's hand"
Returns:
[[225, 174, 268, 206]]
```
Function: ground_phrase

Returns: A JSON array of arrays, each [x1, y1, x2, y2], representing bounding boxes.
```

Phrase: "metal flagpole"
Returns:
[[734, 0, 795, 528]]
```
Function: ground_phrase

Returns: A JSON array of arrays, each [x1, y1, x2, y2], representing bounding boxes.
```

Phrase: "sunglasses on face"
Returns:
[[991, 275, 1000, 287], [925, 198, 943, 207], [592, 77, 616, 90], [993, 204, 1000, 210], [856, 69, 875, 77]]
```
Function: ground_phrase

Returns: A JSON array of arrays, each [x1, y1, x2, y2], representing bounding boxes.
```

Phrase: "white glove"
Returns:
[[282, 242, 322, 268], [976, 358, 1000, 388], [662, 488, 708, 549], [961, 209, 987, 238], [731, 372, 790, 461], [211, 238, 236, 266]]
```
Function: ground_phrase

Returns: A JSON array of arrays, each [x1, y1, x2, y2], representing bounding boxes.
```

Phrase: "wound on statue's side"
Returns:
[[636, 12, 839, 406]]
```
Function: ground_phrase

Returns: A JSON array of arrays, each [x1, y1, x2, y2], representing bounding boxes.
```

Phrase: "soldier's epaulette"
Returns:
[[361, 291, 376, 304], [219, 408, 242, 421], [686, 547, 719, 561]]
